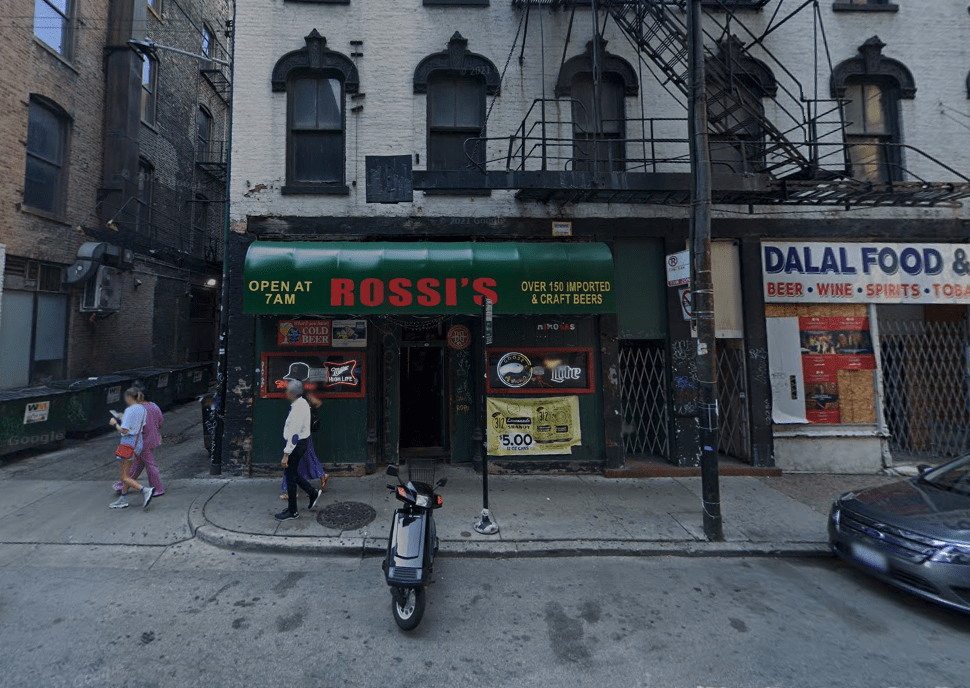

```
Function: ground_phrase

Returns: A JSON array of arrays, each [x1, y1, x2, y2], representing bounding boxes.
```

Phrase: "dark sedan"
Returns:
[[829, 455, 970, 613]]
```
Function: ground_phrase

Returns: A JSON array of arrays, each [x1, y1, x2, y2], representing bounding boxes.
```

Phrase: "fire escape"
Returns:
[[412, 0, 970, 207]]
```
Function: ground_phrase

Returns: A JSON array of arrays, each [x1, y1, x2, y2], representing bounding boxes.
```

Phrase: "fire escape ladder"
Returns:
[[605, 0, 822, 180]]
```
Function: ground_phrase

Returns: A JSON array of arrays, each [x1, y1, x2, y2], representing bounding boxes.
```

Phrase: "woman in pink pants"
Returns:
[[114, 399, 165, 495]]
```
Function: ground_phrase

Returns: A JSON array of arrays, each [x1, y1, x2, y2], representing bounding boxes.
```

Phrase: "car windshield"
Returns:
[[922, 456, 970, 496]]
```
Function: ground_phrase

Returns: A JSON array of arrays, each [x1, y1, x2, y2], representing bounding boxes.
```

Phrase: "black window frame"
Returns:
[[135, 159, 154, 234], [141, 54, 158, 126], [283, 69, 349, 195], [426, 72, 488, 173], [569, 72, 627, 174], [24, 96, 70, 218], [197, 105, 213, 162], [841, 79, 903, 184], [201, 23, 214, 58], [33, 0, 75, 59]]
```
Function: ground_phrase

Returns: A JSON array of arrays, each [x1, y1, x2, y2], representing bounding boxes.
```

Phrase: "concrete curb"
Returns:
[[191, 519, 832, 559]]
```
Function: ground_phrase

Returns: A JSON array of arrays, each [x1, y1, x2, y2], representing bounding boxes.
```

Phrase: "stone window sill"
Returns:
[[33, 37, 79, 74], [20, 203, 70, 225], [423, 0, 489, 6], [832, 2, 899, 11], [281, 184, 350, 196]]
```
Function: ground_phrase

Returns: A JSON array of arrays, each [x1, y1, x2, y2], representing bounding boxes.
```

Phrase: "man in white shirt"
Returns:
[[275, 380, 323, 521]]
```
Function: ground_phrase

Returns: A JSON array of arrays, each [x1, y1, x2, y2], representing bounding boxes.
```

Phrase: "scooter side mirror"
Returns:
[[386, 465, 400, 477], [435, 477, 447, 488]]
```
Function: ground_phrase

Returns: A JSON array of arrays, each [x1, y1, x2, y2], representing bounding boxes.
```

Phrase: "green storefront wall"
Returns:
[[251, 318, 368, 465], [613, 238, 667, 340]]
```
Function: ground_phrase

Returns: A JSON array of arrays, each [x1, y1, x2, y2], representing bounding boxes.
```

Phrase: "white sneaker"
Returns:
[[109, 496, 129, 509], [142, 487, 155, 509]]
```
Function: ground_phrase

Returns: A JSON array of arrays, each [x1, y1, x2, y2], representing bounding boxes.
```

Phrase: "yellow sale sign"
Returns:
[[486, 396, 581, 456]]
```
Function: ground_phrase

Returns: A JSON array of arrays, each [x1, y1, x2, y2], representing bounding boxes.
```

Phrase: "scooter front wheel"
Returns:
[[392, 587, 426, 631]]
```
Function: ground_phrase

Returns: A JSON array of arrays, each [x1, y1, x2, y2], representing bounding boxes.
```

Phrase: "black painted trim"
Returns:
[[280, 184, 350, 195], [555, 38, 639, 97], [832, 2, 899, 11], [414, 32, 500, 95], [831, 36, 915, 99]]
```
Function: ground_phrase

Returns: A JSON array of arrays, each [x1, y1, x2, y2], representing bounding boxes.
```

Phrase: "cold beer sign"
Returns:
[[762, 241, 970, 304]]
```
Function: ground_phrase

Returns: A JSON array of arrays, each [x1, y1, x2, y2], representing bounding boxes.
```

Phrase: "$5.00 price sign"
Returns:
[[486, 396, 582, 456]]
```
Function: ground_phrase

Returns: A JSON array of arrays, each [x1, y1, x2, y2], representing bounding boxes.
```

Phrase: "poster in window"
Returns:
[[486, 396, 582, 456], [331, 319, 366, 347], [278, 319, 331, 346], [486, 348, 594, 394], [798, 316, 876, 424], [261, 352, 365, 399]]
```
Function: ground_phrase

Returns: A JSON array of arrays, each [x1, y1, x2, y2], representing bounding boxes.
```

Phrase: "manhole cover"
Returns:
[[316, 501, 377, 530]]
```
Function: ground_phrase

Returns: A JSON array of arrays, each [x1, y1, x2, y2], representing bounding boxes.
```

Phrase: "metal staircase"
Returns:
[[414, 0, 970, 206], [603, 0, 834, 180]]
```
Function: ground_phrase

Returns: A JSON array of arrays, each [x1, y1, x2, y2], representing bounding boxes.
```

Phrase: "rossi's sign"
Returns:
[[763, 241, 970, 304], [243, 241, 616, 315]]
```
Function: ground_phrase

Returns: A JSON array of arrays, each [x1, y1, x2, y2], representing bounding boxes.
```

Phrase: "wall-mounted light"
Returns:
[[205, 278, 218, 287]]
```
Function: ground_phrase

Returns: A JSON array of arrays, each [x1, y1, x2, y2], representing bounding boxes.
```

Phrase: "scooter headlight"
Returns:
[[415, 494, 430, 508]]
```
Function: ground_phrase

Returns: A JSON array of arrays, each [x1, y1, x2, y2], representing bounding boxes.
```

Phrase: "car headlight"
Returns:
[[831, 506, 841, 529], [930, 544, 970, 566]]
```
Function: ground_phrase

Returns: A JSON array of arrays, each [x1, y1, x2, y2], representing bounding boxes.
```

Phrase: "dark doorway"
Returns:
[[400, 346, 447, 452]]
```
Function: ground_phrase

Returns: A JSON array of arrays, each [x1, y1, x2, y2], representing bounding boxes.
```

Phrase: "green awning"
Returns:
[[244, 241, 615, 315]]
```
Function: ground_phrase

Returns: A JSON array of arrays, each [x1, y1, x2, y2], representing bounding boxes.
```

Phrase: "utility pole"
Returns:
[[686, 0, 723, 541]]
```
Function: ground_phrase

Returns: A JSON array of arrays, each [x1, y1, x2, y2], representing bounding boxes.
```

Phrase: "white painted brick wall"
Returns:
[[230, 1, 970, 225]]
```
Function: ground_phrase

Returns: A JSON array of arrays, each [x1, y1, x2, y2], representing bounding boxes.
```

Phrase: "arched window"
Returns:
[[415, 33, 499, 174], [831, 37, 915, 183], [24, 96, 71, 216], [272, 30, 359, 194], [555, 39, 637, 174], [706, 37, 777, 174]]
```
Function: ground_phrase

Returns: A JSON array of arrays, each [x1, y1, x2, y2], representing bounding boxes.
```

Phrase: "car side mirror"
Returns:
[[917, 464, 931, 475], [386, 465, 400, 477], [435, 477, 448, 488]]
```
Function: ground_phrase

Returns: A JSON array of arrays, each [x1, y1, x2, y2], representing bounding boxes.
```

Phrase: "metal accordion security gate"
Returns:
[[619, 340, 670, 459], [879, 318, 970, 461], [715, 339, 751, 462]]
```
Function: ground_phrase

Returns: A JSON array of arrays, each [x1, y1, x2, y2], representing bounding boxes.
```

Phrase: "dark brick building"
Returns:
[[0, 0, 232, 389]]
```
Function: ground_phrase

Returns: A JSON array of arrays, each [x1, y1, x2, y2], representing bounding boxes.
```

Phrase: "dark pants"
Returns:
[[285, 439, 317, 515]]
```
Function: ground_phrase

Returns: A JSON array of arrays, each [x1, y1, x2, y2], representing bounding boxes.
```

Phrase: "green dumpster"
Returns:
[[0, 386, 70, 457], [50, 374, 134, 437], [187, 362, 213, 397], [170, 364, 194, 404], [115, 368, 162, 407]]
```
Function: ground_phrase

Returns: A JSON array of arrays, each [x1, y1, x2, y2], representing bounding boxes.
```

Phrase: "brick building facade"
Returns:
[[222, 1, 970, 476], [0, 0, 232, 389]]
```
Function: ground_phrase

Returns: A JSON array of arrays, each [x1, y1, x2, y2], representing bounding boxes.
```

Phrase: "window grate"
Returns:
[[716, 339, 751, 461], [619, 340, 669, 458], [880, 319, 970, 461]]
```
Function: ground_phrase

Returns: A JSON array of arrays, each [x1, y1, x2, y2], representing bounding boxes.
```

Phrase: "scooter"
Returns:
[[381, 462, 446, 631]]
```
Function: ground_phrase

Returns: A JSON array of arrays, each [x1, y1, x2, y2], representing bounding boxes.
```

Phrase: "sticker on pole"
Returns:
[[679, 288, 693, 321], [666, 250, 690, 287]]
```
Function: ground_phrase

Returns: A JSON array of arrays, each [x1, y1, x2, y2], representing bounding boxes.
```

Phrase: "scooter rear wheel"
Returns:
[[392, 587, 426, 631]]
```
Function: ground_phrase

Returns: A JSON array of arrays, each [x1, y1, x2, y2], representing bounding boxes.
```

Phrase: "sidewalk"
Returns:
[[0, 401, 896, 558], [190, 469, 893, 558]]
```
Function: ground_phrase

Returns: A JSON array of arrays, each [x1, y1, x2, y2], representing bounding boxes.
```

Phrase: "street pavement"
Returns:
[[2, 401, 965, 688], [0, 550, 967, 688], [0, 400, 897, 558]]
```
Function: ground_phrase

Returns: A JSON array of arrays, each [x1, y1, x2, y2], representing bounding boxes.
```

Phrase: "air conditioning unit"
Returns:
[[80, 266, 123, 312]]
